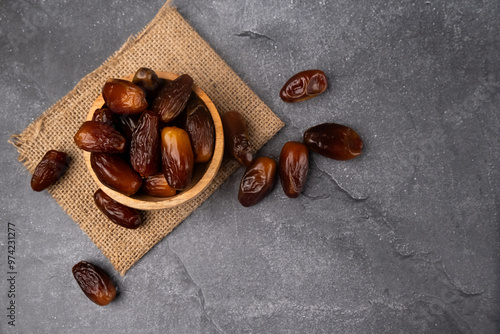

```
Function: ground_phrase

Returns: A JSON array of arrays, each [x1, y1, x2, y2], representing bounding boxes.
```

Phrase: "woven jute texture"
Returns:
[[9, 3, 284, 275]]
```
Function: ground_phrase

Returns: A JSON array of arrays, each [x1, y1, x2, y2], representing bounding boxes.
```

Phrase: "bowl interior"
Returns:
[[84, 71, 224, 210]]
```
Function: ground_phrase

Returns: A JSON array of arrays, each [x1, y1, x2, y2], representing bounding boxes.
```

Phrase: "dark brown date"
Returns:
[[102, 79, 148, 115], [130, 110, 160, 178], [279, 141, 309, 198], [74, 121, 126, 153], [94, 189, 142, 229], [280, 70, 327, 103], [185, 99, 215, 163], [238, 157, 277, 207], [303, 123, 363, 160], [91, 153, 143, 196], [92, 108, 115, 127], [152, 74, 193, 123], [31, 150, 69, 192], [140, 173, 176, 197], [72, 261, 116, 306], [116, 114, 141, 143], [161, 127, 194, 190], [132, 67, 160, 92], [221, 111, 253, 166]]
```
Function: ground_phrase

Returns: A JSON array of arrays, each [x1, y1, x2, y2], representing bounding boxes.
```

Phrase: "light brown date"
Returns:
[[130, 110, 160, 178], [140, 172, 177, 197], [280, 70, 327, 103], [279, 141, 309, 198], [72, 261, 117, 306], [74, 121, 126, 153], [221, 111, 253, 166], [152, 74, 193, 123], [102, 79, 148, 115], [161, 127, 194, 190], [303, 123, 363, 160], [31, 150, 69, 192], [92, 108, 115, 127], [91, 153, 143, 196], [94, 189, 142, 229], [185, 99, 215, 163], [238, 157, 277, 207]]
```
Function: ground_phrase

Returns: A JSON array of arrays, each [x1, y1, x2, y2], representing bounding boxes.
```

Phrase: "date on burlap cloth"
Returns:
[[9, 3, 284, 275]]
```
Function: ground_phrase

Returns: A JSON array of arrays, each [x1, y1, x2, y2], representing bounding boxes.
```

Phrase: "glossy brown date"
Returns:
[[116, 114, 141, 143], [221, 111, 253, 166], [102, 79, 148, 115], [152, 74, 193, 123], [94, 189, 142, 229], [303, 123, 363, 160], [280, 70, 327, 103], [31, 150, 69, 192], [279, 141, 309, 198], [185, 99, 215, 163], [161, 127, 194, 190], [92, 108, 115, 127], [91, 153, 143, 196], [130, 110, 160, 178], [132, 67, 160, 92], [140, 173, 177, 197], [238, 157, 277, 207], [72, 261, 116, 306], [74, 121, 126, 153]]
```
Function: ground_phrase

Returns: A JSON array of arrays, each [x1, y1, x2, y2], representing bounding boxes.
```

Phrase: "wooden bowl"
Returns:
[[84, 71, 224, 210]]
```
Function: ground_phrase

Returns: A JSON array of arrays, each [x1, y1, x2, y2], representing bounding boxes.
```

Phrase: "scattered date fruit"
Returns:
[[102, 79, 148, 115], [280, 69, 327, 103], [221, 110, 253, 166], [31, 150, 69, 192], [72, 261, 117, 306], [238, 157, 277, 207], [279, 141, 309, 198], [74, 121, 126, 153], [303, 122, 363, 160], [94, 189, 142, 229]]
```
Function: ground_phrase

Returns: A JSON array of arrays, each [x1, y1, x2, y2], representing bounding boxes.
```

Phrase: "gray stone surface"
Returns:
[[1, 0, 499, 333]]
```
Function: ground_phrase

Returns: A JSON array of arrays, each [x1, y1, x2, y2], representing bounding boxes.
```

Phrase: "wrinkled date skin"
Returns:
[[74, 121, 126, 153], [102, 79, 148, 115], [31, 150, 69, 192], [91, 153, 143, 196], [161, 127, 194, 190], [280, 70, 327, 103], [238, 157, 277, 207], [72, 261, 117, 306], [130, 110, 160, 178], [92, 108, 115, 127], [94, 189, 142, 229], [152, 74, 193, 123], [185, 99, 215, 163], [221, 111, 253, 166], [116, 114, 141, 143], [279, 142, 309, 198], [303, 123, 363, 160], [141, 173, 177, 197]]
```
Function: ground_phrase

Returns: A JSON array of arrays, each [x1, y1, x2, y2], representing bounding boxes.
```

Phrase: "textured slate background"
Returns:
[[1, 0, 499, 333]]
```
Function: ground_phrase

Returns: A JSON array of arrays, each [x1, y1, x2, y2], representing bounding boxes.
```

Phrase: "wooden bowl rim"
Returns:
[[84, 71, 224, 210]]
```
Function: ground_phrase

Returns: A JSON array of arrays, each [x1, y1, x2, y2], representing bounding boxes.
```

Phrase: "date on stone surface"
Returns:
[[72, 261, 117, 306]]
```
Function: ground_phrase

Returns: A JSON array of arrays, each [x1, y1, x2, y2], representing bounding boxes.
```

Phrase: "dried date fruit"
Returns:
[[280, 70, 327, 103], [152, 74, 193, 123], [72, 261, 116, 306], [185, 99, 215, 163], [91, 153, 142, 196], [132, 67, 160, 92], [116, 114, 141, 143], [94, 189, 142, 229], [92, 108, 115, 127], [221, 111, 253, 166], [102, 79, 148, 115], [130, 110, 160, 178], [303, 123, 363, 160], [140, 173, 176, 197], [74, 121, 126, 153], [161, 127, 194, 190], [279, 142, 309, 198], [238, 157, 277, 207], [31, 150, 69, 192]]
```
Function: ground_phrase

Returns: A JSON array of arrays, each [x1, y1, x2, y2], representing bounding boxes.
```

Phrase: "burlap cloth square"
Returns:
[[9, 3, 284, 275]]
